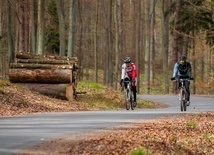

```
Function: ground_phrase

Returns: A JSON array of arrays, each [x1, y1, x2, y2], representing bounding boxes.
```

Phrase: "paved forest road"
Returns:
[[0, 95, 213, 155]]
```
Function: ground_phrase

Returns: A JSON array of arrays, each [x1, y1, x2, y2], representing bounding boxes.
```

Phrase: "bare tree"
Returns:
[[135, 0, 141, 93], [18, 0, 25, 53], [76, 0, 83, 81], [0, 2, 6, 78], [56, 0, 66, 56], [101, 0, 113, 85], [67, 0, 76, 57], [149, 0, 155, 85], [30, 0, 36, 54], [171, 0, 182, 93], [6, 0, 14, 63], [107, 0, 113, 86], [24, 1, 30, 53], [172, 0, 182, 65], [145, 0, 151, 94], [161, 0, 170, 93], [94, 0, 99, 83], [114, 0, 120, 89], [37, 0, 45, 55]]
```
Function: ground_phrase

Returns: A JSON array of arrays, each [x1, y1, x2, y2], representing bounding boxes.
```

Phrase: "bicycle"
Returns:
[[123, 77, 135, 110], [178, 78, 191, 111]]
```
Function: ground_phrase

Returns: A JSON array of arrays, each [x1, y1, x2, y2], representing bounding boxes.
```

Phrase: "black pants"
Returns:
[[177, 76, 190, 101], [124, 77, 137, 102]]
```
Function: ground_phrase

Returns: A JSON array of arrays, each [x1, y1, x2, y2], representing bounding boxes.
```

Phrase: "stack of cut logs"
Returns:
[[9, 52, 78, 101]]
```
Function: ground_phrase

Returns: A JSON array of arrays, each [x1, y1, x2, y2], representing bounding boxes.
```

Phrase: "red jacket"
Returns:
[[121, 63, 137, 80]]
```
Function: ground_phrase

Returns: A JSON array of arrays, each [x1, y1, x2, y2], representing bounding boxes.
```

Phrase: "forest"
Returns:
[[0, 0, 213, 95]]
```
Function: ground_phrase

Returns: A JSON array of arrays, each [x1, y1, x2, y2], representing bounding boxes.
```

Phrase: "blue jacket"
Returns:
[[172, 61, 192, 78]]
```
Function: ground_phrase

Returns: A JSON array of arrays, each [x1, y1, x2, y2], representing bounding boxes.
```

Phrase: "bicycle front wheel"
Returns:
[[130, 97, 134, 110], [183, 93, 187, 111], [180, 89, 184, 111], [125, 89, 130, 110]]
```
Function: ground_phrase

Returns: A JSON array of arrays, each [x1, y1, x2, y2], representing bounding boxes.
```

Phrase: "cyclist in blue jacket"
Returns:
[[171, 55, 193, 106]]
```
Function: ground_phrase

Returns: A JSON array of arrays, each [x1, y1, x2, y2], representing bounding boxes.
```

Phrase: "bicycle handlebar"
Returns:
[[179, 79, 191, 82], [172, 78, 193, 82]]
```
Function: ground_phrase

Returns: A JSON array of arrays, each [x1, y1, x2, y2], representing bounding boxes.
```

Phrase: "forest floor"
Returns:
[[0, 80, 213, 155]]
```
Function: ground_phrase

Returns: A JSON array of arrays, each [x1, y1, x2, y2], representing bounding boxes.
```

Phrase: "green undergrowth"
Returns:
[[0, 78, 11, 94], [77, 81, 167, 110], [0, 78, 166, 110], [76, 81, 122, 110]]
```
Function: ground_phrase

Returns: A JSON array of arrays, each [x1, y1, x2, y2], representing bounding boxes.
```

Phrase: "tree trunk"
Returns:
[[145, 0, 151, 94], [171, 0, 182, 93], [135, 0, 141, 93], [19, 0, 25, 53], [30, 0, 36, 54], [37, 0, 45, 55], [94, 0, 99, 83], [7, 0, 15, 64], [150, 0, 155, 85], [15, 52, 78, 61], [10, 63, 73, 69], [172, 0, 182, 64], [114, 0, 119, 89], [20, 83, 72, 100], [67, 0, 76, 57], [0, 4, 6, 78], [16, 58, 75, 65], [56, 0, 66, 56], [107, 0, 113, 86], [161, 0, 170, 94], [9, 69, 72, 83], [77, 0, 83, 81], [24, 1, 30, 54]]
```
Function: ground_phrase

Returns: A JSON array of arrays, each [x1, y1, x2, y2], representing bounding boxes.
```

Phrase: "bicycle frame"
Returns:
[[124, 78, 134, 110], [178, 79, 190, 111]]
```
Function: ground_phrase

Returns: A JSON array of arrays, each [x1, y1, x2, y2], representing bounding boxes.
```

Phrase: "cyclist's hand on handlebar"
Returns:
[[120, 79, 123, 86], [190, 77, 194, 80], [132, 79, 136, 83], [171, 77, 175, 81]]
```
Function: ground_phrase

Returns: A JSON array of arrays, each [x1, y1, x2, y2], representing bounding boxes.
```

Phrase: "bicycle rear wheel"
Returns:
[[183, 101, 187, 111], [130, 95, 135, 110]]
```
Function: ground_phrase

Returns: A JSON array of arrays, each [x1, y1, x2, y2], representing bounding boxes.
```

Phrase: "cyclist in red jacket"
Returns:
[[120, 57, 137, 107]]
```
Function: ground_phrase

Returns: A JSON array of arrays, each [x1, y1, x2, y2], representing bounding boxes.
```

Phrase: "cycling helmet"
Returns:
[[124, 57, 131, 63], [179, 55, 187, 61]]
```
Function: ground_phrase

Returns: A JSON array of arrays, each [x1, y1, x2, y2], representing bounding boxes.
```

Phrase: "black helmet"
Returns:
[[179, 55, 187, 61], [124, 57, 131, 63]]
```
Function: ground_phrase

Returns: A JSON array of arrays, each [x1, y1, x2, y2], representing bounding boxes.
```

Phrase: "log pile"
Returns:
[[9, 52, 78, 101]]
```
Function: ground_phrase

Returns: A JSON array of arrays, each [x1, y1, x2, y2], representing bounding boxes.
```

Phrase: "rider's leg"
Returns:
[[185, 80, 190, 101], [177, 77, 181, 99], [124, 77, 130, 89], [132, 86, 137, 102]]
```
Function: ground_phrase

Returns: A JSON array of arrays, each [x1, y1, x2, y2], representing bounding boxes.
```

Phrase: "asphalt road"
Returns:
[[0, 95, 213, 155]]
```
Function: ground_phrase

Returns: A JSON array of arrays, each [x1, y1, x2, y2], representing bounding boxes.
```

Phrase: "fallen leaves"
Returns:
[[18, 113, 214, 155], [1, 82, 213, 154]]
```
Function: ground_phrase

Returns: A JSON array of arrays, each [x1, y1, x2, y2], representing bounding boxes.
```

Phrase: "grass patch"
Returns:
[[77, 94, 121, 110], [77, 81, 104, 92], [130, 148, 152, 155], [203, 133, 213, 142], [186, 121, 197, 128], [0, 78, 11, 86], [137, 99, 156, 109], [0, 78, 11, 94]]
